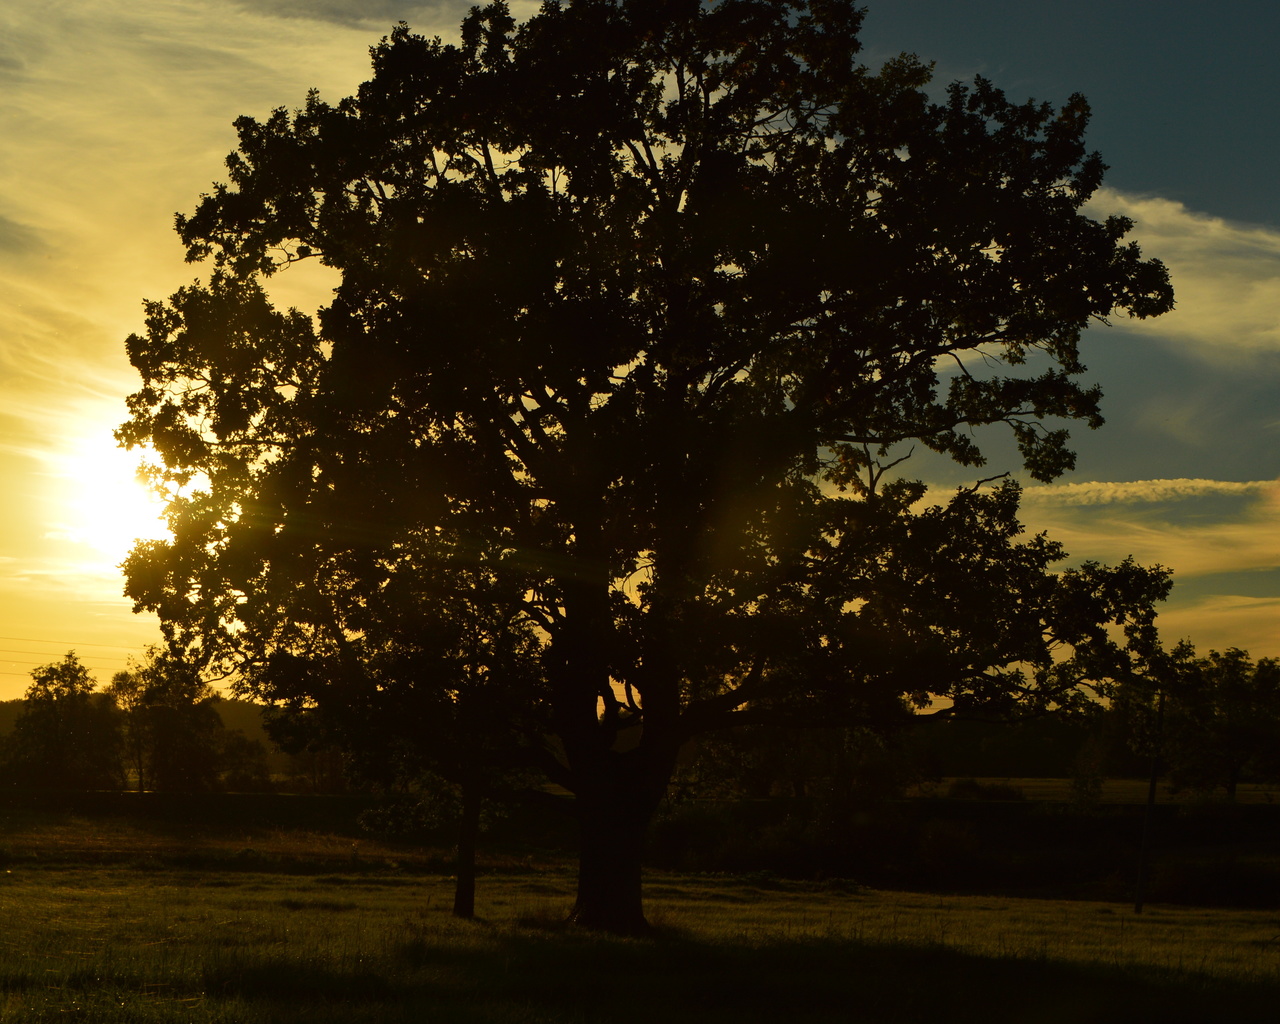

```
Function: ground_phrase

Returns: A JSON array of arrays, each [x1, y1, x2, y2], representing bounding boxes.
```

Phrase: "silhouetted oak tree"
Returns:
[[258, 533, 547, 919], [119, 1, 1173, 932]]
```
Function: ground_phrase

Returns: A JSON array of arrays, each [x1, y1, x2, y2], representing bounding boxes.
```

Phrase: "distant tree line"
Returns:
[[0, 651, 278, 793], [6, 640, 1274, 805], [1115, 645, 1280, 801], [666, 644, 1280, 808]]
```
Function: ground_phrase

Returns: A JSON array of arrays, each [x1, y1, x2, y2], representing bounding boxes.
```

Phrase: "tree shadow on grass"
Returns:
[[204, 958, 397, 1003], [201, 927, 1278, 1024]]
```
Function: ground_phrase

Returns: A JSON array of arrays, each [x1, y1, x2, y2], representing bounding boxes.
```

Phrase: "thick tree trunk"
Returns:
[[452, 781, 481, 919], [552, 564, 682, 935], [567, 788, 653, 934], [563, 727, 681, 934]]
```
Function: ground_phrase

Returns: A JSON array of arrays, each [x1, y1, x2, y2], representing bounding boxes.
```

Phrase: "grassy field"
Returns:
[[1, 801, 1278, 1022], [1, 865, 1277, 1023], [914, 777, 1280, 804]]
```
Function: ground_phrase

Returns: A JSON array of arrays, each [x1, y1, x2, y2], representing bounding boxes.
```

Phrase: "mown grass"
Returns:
[[911, 777, 1280, 804], [0, 864, 1276, 1023]]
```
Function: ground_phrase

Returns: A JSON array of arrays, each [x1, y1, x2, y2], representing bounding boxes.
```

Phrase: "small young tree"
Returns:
[[254, 534, 547, 919]]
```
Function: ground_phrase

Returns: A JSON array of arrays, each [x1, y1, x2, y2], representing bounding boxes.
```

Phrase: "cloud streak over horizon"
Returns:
[[1021, 477, 1279, 506], [1018, 479, 1280, 578]]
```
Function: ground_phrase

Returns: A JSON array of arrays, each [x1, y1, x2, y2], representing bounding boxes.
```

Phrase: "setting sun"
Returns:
[[51, 430, 169, 565]]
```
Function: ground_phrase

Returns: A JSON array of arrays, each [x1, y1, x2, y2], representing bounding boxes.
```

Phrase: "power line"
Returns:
[[0, 636, 156, 687], [0, 647, 136, 660], [1, 658, 139, 671]]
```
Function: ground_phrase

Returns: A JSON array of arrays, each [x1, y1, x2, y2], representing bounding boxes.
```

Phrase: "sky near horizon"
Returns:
[[0, 0, 1277, 698]]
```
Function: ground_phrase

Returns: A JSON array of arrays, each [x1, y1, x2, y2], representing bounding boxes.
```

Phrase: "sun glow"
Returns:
[[50, 430, 170, 565]]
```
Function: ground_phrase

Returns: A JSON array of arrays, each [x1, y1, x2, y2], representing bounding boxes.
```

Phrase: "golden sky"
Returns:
[[1, 0, 1277, 697], [0, 0, 501, 695]]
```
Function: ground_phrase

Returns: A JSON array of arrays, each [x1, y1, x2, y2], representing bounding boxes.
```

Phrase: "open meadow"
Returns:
[[916, 778, 1280, 805], [0, 803, 1277, 1023]]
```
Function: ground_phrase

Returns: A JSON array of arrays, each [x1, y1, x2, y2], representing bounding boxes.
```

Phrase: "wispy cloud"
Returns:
[[0, 0, 394, 477], [228, 1, 543, 29], [228, 1, 471, 29], [1021, 478, 1277, 506], [0, 211, 47, 258], [1087, 188, 1280, 356]]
